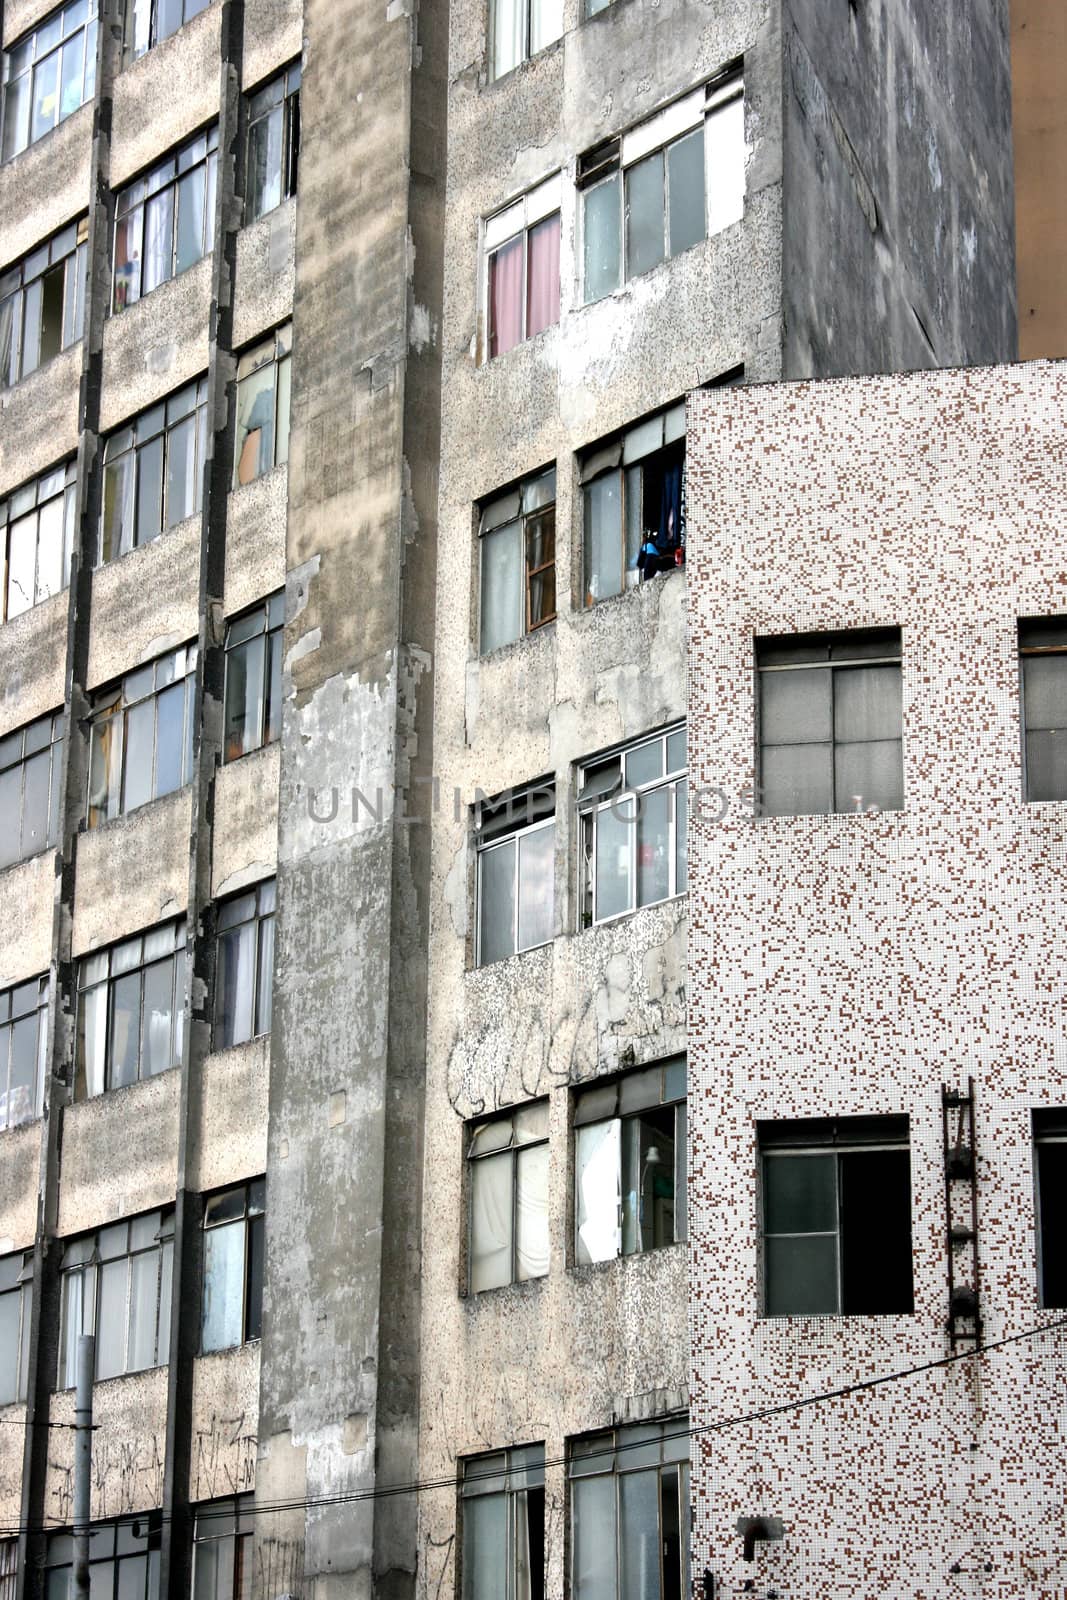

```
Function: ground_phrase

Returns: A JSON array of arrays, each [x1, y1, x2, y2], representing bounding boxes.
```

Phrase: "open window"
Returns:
[[213, 880, 275, 1049], [475, 782, 555, 965], [574, 1057, 686, 1265], [581, 402, 685, 603], [201, 1180, 264, 1351], [1034, 1109, 1067, 1308], [233, 327, 291, 487], [479, 467, 555, 653], [0, 218, 87, 389], [223, 592, 283, 761], [578, 725, 686, 927], [245, 64, 300, 223]]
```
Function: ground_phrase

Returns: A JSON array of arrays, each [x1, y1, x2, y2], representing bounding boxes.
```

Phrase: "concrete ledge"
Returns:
[[100, 259, 212, 434], [189, 1343, 261, 1501], [193, 1036, 270, 1195], [212, 742, 280, 897], [86, 517, 201, 691], [73, 788, 192, 955], [0, 591, 67, 738], [0, 346, 81, 496], [111, 4, 223, 190], [57, 1070, 180, 1237], [0, 1120, 40, 1251], [46, 1366, 169, 1524], [224, 466, 288, 618], [0, 852, 56, 989]]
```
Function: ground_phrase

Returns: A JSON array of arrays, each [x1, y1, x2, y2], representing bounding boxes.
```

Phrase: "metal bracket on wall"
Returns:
[[942, 1079, 981, 1349]]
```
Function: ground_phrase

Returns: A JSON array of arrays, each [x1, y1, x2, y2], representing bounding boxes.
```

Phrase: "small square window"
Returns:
[[573, 1058, 686, 1265], [1019, 618, 1067, 802], [467, 1101, 549, 1292], [1034, 1109, 1067, 1308], [461, 1444, 545, 1600], [758, 1115, 914, 1316], [475, 782, 555, 965], [755, 628, 903, 817], [479, 467, 556, 653]]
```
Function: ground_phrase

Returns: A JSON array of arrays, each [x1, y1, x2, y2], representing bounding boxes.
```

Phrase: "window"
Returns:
[[467, 1102, 548, 1293], [87, 644, 198, 825], [214, 881, 275, 1049], [58, 1211, 173, 1384], [1, 1, 98, 160], [484, 177, 560, 359], [101, 381, 208, 560], [1035, 1110, 1067, 1308], [581, 402, 686, 604], [491, 0, 561, 79], [0, 1250, 33, 1405], [192, 1496, 253, 1600], [1019, 618, 1067, 802], [46, 1517, 161, 1600], [475, 783, 554, 965], [2, 460, 76, 621], [75, 919, 185, 1097], [759, 1116, 914, 1317], [112, 125, 218, 312], [580, 74, 743, 303], [0, 218, 88, 389], [125, 0, 211, 60], [569, 1417, 689, 1600], [224, 593, 283, 761], [0, 712, 63, 868], [574, 1058, 686, 1266], [756, 629, 903, 817], [578, 725, 686, 927], [233, 327, 292, 487], [0, 976, 49, 1132], [201, 1181, 264, 1351], [479, 467, 555, 653], [245, 64, 300, 222], [0, 1539, 16, 1600], [461, 1445, 544, 1600]]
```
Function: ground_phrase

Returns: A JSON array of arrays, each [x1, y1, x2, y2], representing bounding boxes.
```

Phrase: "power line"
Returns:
[[2, 1313, 1064, 1541]]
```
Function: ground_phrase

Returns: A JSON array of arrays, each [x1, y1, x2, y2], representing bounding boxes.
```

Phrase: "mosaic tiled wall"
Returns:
[[686, 362, 1067, 1599]]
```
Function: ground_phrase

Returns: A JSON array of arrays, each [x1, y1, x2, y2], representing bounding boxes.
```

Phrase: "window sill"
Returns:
[[222, 736, 279, 769], [756, 1308, 916, 1323], [569, 1239, 686, 1276], [578, 564, 685, 616], [751, 807, 905, 825], [462, 1273, 547, 1304], [477, 618, 556, 662], [77, 1063, 181, 1105], [0, 1113, 43, 1138], [581, 889, 687, 934], [472, 937, 553, 972], [84, 783, 193, 835], [0, 338, 84, 398], [198, 1337, 261, 1359], [0, 843, 58, 878], [109, 253, 213, 320]]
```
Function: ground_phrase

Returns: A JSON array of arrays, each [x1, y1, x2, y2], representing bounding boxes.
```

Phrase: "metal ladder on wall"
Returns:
[[942, 1079, 981, 1348]]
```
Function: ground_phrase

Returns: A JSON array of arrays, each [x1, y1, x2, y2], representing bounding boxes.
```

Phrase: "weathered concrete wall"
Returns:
[[1011, 0, 1067, 358], [0, 1124, 39, 1251], [72, 790, 192, 955], [782, 0, 1017, 377], [0, 595, 67, 736], [224, 469, 288, 618], [86, 518, 201, 690], [110, 4, 223, 188], [46, 1367, 170, 1526], [99, 260, 213, 434], [0, 345, 81, 493], [688, 361, 1067, 1598], [192, 1037, 270, 1193], [190, 1344, 260, 1501], [0, 854, 55, 986], [232, 201, 296, 349], [57, 1073, 180, 1236], [212, 742, 280, 896]]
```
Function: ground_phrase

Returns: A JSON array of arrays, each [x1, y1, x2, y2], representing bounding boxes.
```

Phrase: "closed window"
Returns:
[[125, 0, 211, 58], [578, 726, 686, 928], [476, 783, 554, 965], [479, 467, 555, 653], [245, 64, 300, 222], [201, 1180, 264, 1351], [0, 711, 63, 868], [224, 593, 283, 761], [101, 380, 208, 560], [569, 1417, 689, 1600], [46, 1517, 161, 1600], [0, 975, 49, 1132], [756, 629, 903, 817], [87, 644, 197, 825], [484, 176, 560, 359], [58, 1211, 174, 1385], [1, 1, 98, 161], [0, 218, 87, 389], [76, 919, 185, 1097], [2, 460, 76, 622], [581, 402, 685, 604], [491, 0, 561, 79], [574, 1058, 686, 1266], [0, 1250, 33, 1405], [1034, 1109, 1067, 1309], [192, 1496, 253, 1600], [462, 1445, 544, 1600], [214, 880, 275, 1049], [233, 327, 292, 487], [467, 1102, 548, 1293], [580, 73, 743, 303], [1019, 618, 1067, 802], [0, 1537, 15, 1600], [759, 1116, 914, 1317], [112, 125, 218, 311]]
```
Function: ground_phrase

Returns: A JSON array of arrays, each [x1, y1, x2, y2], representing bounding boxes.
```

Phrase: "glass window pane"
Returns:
[[0, 1292, 20, 1405], [275, 355, 291, 469], [7, 514, 37, 618], [59, 35, 84, 118], [31, 51, 60, 143], [216, 922, 256, 1049], [516, 823, 553, 951], [127, 1250, 159, 1371], [157, 0, 184, 44], [462, 1493, 507, 1600], [706, 92, 745, 235], [143, 188, 174, 294], [765, 1232, 838, 1316], [1025, 729, 1067, 803], [619, 1469, 660, 1600], [625, 150, 665, 279], [96, 1257, 128, 1378], [2, 73, 31, 162], [834, 664, 901, 743], [7, 1015, 39, 1129], [516, 1142, 549, 1281], [20, 750, 52, 858], [234, 365, 276, 487], [491, 0, 524, 78], [135, 434, 164, 547], [667, 127, 705, 256], [224, 635, 265, 759], [584, 472, 623, 606], [594, 797, 634, 921], [175, 168, 206, 274], [584, 176, 620, 303], [575, 1119, 620, 1265], [572, 1475, 616, 1600], [36, 495, 65, 600], [674, 781, 686, 894], [624, 739, 663, 789], [102, 453, 135, 560], [525, 213, 559, 340], [1022, 654, 1067, 731], [761, 667, 832, 745], [266, 627, 283, 743], [528, 0, 563, 53], [760, 743, 832, 817], [165, 414, 197, 527], [154, 682, 187, 798], [765, 1152, 836, 1234], [109, 971, 142, 1088], [123, 698, 155, 813], [201, 1219, 245, 1352], [488, 233, 523, 359], [635, 785, 670, 908], [140, 958, 176, 1076], [80, 982, 107, 1098], [470, 1151, 512, 1292], [478, 839, 516, 965], [255, 914, 274, 1037], [622, 1105, 676, 1255], [481, 521, 522, 653], [247, 104, 284, 220], [833, 739, 903, 813], [0, 768, 19, 869]]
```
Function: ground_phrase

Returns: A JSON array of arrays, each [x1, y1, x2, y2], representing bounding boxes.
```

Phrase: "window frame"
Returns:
[[45, 1514, 162, 1600], [1018, 617, 1067, 804], [478, 466, 557, 653], [460, 1443, 545, 1600], [474, 782, 556, 966], [577, 724, 686, 929], [0, 711, 64, 869], [100, 379, 209, 561], [223, 592, 284, 761], [0, 974, 50, 1133], [213, 879, 276, 1050], [57, 1210, 174, 1386], [489, 0, 562, 81], [244, 62, 300, 224], [466, 1101, 549, 1294], [0, 216, 88, 389], [1034, 1108, 1067, 1309], [75, 917, 186, 1098], [191, 1494, 254, 1600], [200, 1180, 265, 1352], [0, 1249, 34, 1406], [232, 326, 292, 488], [482, 175, 561, 361], [87, 643, 198, 825], [567, 1416, 690, 1600], [1, 459, 77, 622], [123, 0, 213, 61], [579, 400, 687, 605], [578, 72, 744, 304], [111, 124, 219, 313], [0, 1, 99, 162]]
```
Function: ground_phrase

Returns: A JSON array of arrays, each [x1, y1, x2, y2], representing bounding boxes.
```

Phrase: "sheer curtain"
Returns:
[[488, 234, 523, 358], [491, 0, 524, 79], [525, 213, 559, 339], [471, 1152, 512, 1291]]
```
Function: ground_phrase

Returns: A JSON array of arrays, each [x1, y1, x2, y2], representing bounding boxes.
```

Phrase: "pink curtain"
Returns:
[[526, 213, 560, 339], [488, 234, 524, 358]]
